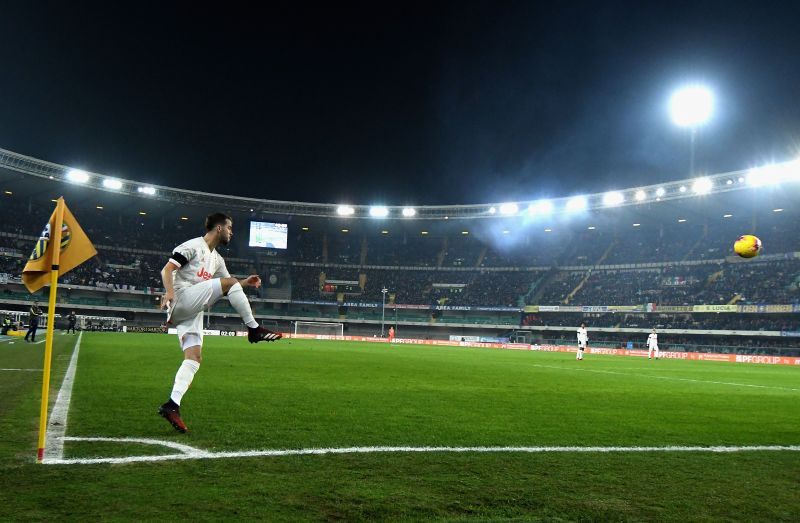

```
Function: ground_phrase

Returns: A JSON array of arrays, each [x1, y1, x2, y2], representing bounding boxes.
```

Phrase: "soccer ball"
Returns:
[[733, 235, 762, 258]]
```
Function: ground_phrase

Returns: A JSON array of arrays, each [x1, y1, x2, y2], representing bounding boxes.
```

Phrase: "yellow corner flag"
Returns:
[[23, 198, 96, 463], [23, 198, 97, 292]]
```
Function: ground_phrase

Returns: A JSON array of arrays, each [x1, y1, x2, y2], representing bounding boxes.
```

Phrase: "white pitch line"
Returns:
[[0, 368, 42, 371], [43, 440, 800, 465], [43, 332, 83, 461], [531, 364, 800, 392]]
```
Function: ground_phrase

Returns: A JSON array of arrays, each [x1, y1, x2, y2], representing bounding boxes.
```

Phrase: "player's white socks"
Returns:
[[170, 359, 200, 406], [227, 282, 259, 329]]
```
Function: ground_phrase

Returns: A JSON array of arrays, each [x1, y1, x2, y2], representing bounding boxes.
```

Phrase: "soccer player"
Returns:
[[388, 326, 395, 342], [66, 311, 77, 334], [576, 322, 588, 360], [157, 212, 282, 433], [24, 301, 43, 342], [647, 328, 659, 360]]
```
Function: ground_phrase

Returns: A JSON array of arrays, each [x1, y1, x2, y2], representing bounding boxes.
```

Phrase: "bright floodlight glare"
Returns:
[[528, 200, 554, 215], [602, 191, 624, 206], [749, 159, 800, 186], [137, 186, 156, 196], [655, 187, 666, 197], [488, 206, 497, 214], [402, 207, 416, 217], [679, 185, 687, 193], [369, 206, 389, 218], [499, 202, 519, 215], [634, 190, 646, 201], [336, 205, 355, 216], [692, 177, 713, 195], [66, 169, 89, 184], [102, 178, 122, 190], [669, 85, 714, 128], [565, 195, 587, 212]]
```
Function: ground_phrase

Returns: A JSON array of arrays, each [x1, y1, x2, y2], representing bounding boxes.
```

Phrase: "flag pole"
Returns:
[[36, 197, 65, 464]]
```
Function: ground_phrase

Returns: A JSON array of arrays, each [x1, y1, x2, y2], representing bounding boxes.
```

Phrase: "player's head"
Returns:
[[205, 212, 233, 245], [580, 323, 585, 328], [652, 328, 656, 333]]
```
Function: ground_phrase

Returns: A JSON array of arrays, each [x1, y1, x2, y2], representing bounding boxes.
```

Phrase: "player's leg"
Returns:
[[217, 277, 281, 343], [648, 346, 653, 359], [654, 346, 659, 359], [159, 316, 204, 433]]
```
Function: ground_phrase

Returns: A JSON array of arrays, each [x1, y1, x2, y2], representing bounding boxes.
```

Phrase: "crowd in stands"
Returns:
[[2, 193, 800, 310]]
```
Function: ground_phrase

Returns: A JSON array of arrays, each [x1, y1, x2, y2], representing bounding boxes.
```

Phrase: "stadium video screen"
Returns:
[[248, 221, 288, 249]]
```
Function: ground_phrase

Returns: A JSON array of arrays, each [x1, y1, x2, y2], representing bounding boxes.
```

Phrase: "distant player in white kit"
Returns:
[[576, 323, 588, 360], [158, 213, 282, 432], [647, 328, 659, 360]]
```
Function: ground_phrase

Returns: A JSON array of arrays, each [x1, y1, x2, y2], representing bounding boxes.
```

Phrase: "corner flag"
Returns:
[[24, 197, 96, 463], [22, 198, 97, 292]]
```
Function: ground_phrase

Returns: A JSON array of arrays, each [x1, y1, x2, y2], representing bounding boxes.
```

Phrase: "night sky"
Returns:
[[1, 1, 798, 205]]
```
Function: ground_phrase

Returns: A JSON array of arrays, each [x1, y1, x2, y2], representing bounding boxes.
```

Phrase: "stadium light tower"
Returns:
[[670, 85, 714, 176]]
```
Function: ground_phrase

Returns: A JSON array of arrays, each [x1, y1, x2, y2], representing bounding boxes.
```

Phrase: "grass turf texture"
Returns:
[[0, 332, 798, 521]]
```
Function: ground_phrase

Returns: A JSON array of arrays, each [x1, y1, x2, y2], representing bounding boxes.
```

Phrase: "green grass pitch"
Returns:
[[1, 332, 799, 521]]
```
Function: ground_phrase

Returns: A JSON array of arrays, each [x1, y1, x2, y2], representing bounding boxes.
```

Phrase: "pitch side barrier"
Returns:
[[280, 334, 800, 366], [163, 330, 800, 365]]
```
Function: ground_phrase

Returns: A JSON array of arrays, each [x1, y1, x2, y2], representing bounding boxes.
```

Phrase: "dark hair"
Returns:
[[205, 213, 232, 231]]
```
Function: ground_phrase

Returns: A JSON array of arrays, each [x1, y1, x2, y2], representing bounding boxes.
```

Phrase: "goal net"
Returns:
[[293, 321, 344, 337]]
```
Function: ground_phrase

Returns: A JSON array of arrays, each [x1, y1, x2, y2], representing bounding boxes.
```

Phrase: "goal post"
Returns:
[[293, 321, 344, 337]]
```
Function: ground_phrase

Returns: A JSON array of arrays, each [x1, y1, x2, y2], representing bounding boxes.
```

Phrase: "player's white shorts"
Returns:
[[167, 279, 224, 350], [578, 341, 587, 349], [649, 345, 659, 351]]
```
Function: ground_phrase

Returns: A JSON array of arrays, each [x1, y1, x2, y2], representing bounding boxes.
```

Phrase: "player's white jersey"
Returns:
[[169, 237, 230, 293], [647, 332, 658, 348], [577, 327, 588, 344]]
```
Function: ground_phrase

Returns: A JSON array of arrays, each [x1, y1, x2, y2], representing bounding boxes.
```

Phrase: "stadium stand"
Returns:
[[2, 169, 800, 355]]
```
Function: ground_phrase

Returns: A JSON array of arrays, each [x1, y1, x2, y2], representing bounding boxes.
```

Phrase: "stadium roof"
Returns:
[[1, 146, 798, 226]]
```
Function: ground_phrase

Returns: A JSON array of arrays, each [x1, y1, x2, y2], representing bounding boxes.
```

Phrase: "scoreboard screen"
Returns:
[[248, 221, 288, 249]]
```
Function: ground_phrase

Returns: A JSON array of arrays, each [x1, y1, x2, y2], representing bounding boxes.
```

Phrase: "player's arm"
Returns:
[[160, 261, 180, 310]]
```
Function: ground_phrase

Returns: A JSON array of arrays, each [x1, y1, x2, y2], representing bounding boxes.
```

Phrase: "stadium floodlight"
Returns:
[[669, 85, 714, 128], [102, 178, 123, 190], [499, 202, 519, 215], [634, 190, 646, 201], [723, 214, 732, 218], [528, 199, 554, 215], [488, 206, 497, 214], [655, 187, 666, 197], [726, 179, 733, 185], [369, 206, 389, 218], [565, 195, 587, 212], [137, 186, 156, 196], [679, 185, 687, 193], [748, 159, 800, 186], [670, 85, 714, 176], [633, 223, 641, 227], [692, 177, 713, 195], [602, 191, 624, 207], [66, 169, 90, 184], [402, 207, 416, 217], [336, 205, 355, 216]]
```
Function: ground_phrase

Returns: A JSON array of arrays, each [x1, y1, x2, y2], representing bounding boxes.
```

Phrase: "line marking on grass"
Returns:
[[43, 332, 83, 461], [0, 368, 42, 371], [42, 438, 800, 465], [530, 364, 800, 392]]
